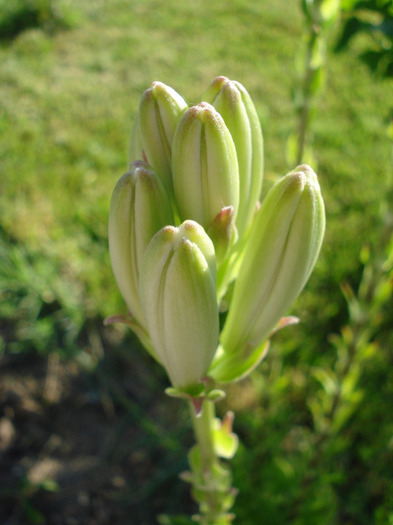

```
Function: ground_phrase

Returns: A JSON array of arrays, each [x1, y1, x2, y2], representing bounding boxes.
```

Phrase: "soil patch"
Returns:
[[0, 348, 192, 524]]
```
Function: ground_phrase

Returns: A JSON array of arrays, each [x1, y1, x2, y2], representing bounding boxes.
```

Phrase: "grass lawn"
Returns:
[[1, 0, 393, 523]]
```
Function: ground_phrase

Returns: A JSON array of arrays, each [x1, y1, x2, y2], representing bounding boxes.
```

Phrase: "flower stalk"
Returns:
[[185, 400, 236, 524]]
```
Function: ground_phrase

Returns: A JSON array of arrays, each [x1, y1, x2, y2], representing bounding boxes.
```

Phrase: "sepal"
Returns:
[[209, 341, 270, 384], [209, 317, 299, 383]]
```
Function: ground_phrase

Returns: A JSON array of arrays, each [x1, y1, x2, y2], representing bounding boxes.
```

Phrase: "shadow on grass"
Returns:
[[0, 0, 78, 41]]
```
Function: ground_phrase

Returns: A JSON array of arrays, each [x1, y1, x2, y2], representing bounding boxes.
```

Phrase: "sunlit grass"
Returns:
[[0, 0, 390, 348], [1, 1, 393, 523]]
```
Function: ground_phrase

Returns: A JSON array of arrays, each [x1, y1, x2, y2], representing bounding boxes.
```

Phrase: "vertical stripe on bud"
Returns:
[[139, 221, 219, 388], [211, 165, 325, 382], [130, 81, 188, 190], [108, 160, 173, 328], [204, 77, 264, 237], [172, 102, 239, 231], [128, 115, 145, 166]]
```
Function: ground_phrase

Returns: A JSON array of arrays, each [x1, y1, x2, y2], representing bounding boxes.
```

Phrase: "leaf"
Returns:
[[39, 479, 59, 492], [312, 366, 338, 396], [212, 413, 239, 459], [208, 341, 270, 383], [157, 514, 194, 525], [335, 17, 366, 51], [188, 445, 202, 474]]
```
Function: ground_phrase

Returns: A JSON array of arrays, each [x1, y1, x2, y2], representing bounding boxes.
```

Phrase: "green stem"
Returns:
[[190, 399, 217, 472], [296, 27, 318, 165], [188, 399, 235, 524]]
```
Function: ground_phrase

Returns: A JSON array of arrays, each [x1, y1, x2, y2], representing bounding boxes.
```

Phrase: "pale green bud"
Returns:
[[108, 160, 173, 329], [204, 76, 264, 237], [212, 165, 325, 380], [207, 206, 237, 267], [139, 220, 219, 389], [172, 102, 239, 231], [131, 81, 188, 189]]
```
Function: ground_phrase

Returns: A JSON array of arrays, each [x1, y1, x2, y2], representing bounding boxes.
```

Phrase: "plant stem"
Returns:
[[190, 399, 216, 471], [188, 399, 235, 524], [297, 27, 319, 165]]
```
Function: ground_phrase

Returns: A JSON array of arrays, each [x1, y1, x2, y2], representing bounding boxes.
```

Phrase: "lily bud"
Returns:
[[211, 165, 325, 382], [172, 102, 239, 231], [207, 206, 237, 267], [131, 81, 188, 190], [139, 220, 219, 389], [108, 160, 173, 329], [204, 76, 264, 237]]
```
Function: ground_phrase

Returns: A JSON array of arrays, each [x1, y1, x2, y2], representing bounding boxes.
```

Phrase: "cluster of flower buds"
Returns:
[[108, 77, 326, 394]]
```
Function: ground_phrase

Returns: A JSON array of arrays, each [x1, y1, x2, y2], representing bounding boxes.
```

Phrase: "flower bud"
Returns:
[[172, 102, 239, 231], [211, 165, 325, 382], [207, 206, 237, 267], [108, 160, 173, 328], [139, 220, 219, 389], [130, 81, 188, 190], [204, 77, 264, 237]]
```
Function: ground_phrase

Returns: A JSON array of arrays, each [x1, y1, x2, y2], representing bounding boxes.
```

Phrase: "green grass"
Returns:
[[1, 0, 390, 348], [1, 0, 393, 523]]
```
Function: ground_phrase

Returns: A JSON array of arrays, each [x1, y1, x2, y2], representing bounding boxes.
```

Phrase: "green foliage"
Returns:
[[0, 474, 59, 524], [183, 401, 237, 523], [0, 229, 84, 356], [336, 0, 393, 76], [229, 177, 393, 524], [158, 515, 194, 525], [288, 0, 341, 165], [0, 0, 79, 39], [301, 0, 341, 27], [212, 414, 239, 460]]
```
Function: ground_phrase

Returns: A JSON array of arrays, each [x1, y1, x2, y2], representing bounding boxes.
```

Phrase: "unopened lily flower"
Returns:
[[139, 220, 219, 389], [204, 76, 264, 238], [172, 102, 239, 231], [108, 160, 173, 332], [129, 81, 188, 191], [210, 165, 325, 382]]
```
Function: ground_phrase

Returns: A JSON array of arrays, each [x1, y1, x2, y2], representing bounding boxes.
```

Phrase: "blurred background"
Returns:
[[1, 0, 393, 523]]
